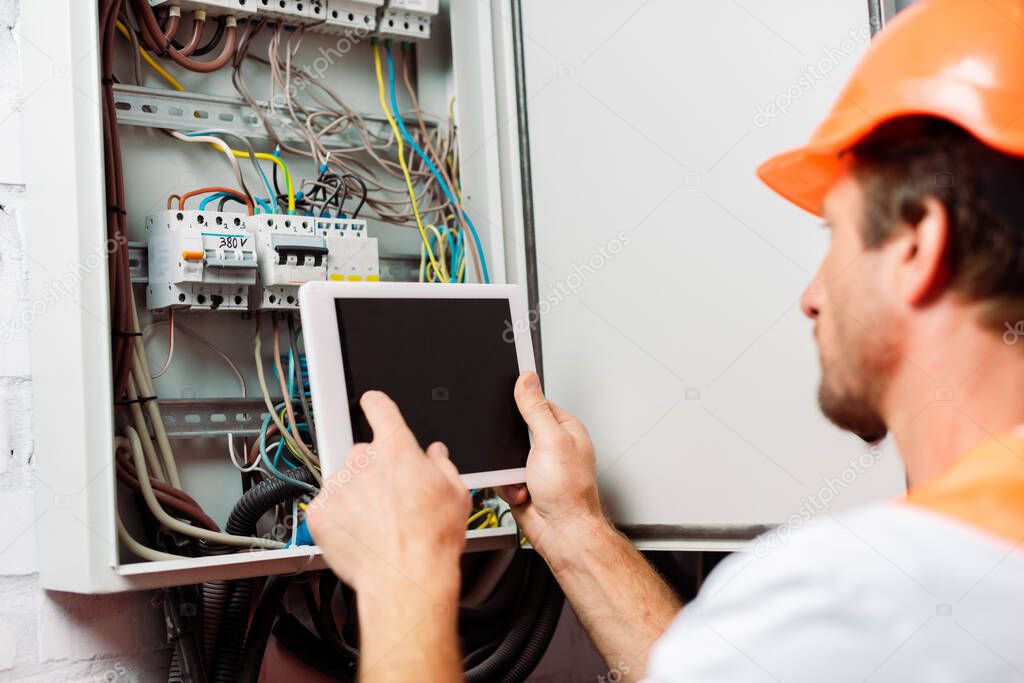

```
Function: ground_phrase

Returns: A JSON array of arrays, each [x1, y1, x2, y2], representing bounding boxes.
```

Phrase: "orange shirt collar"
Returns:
[[905, 430, 1024, 547]]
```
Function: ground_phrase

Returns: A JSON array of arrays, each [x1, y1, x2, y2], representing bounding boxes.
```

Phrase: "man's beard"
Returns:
[[818, 372, 888, 443]]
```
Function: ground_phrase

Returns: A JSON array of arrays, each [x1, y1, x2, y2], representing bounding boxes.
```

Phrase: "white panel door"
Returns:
[[521, 0, 905, 531]]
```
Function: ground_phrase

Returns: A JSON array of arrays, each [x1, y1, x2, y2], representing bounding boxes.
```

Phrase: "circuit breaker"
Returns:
[[377, 0, 438, 40], [318, 0, 383, 32], [146, 209, 257, 311], [316, 217, 381, 283], [244, 215, 379, 310]]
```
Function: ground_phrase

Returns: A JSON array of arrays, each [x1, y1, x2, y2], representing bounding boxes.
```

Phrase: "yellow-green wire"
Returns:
[[233, 150, 296, 213], [373, 42, 447, 281]]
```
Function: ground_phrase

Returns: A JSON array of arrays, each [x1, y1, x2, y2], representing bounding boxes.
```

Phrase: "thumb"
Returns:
[[513, 372, 561, 443], [495, 483, 529, 508]]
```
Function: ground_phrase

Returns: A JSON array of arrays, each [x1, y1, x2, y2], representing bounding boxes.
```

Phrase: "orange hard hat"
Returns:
[[757, 0, 1024, 216]]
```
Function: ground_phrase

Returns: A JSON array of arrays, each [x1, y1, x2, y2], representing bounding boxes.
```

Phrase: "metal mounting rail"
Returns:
[[121, 398, 273, 439], [112, 84, 435, 144]]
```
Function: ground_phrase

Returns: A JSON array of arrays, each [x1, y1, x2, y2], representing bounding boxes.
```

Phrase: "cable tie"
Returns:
[[115, 395, 158, 406], [114, 330, 143, 337], [108, 204, 127, 215], [101, 77, 115, 85]]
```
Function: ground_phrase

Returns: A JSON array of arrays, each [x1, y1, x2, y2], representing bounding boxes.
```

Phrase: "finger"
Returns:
[[495, 483, 529, 508], [513, 372, 561, 441], [549, 400, 590, 443], [425, 441, 462, 487], [360, 390, 418, 451]]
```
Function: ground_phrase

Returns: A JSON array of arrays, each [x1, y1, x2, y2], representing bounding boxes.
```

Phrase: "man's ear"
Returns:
[[892, 196, 951, 306]]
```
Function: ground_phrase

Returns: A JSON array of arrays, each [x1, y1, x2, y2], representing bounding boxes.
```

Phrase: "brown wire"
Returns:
[[101, 0, 133, 399], [115, 459, 221, 532], [178, 16, 206, 57], [134, 0, 236, 73]]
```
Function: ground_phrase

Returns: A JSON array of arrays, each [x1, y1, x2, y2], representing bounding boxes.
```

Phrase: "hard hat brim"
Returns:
[[756, 146, 845, 218]]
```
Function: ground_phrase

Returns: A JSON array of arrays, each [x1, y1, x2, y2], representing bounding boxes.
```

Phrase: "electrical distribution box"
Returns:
[[24, 0, 523, 593]]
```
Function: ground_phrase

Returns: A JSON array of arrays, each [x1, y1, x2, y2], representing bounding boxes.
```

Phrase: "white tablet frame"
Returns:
[[299, 281, 535, 488]]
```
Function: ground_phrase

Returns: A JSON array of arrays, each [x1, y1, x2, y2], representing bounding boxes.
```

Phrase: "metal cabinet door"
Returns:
[[515, 0, 906, 544]]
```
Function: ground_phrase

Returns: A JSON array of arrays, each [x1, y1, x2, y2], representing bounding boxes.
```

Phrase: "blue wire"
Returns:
[[198, 192, 231, 211], [197, 190, 271, 214], [273, 350, 298, 468], [384, 43, 491, 283], [186, 129, 277, 205], [259, 411, 316, 493], [449, 226, 465, 280]]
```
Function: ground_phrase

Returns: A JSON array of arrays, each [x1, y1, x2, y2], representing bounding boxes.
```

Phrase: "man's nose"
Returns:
[[800, 279, 825, 320]]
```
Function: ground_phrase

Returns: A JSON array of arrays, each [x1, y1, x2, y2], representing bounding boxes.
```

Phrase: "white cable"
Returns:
[[126, 373, 168, 483], [118, 430, 285, 550], [129, 291, 183, 489], [290, 498, 299, 546], [170, 130, 253, 202], [116, 512, 185, 562], [228, 433, 266, 474], [150, 309, 175, 379], [149, 321, 254, 477]]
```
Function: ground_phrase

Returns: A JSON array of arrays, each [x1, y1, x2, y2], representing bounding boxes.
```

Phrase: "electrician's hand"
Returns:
[[307, 390, 471, 600], [496, 372, 604, 565]]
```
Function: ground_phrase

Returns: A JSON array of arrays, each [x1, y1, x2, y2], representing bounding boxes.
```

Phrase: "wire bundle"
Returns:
[[132, 0, 238, 73], [117, 7, 491, 276]]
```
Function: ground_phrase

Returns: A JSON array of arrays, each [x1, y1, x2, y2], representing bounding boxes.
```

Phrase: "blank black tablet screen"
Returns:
[[334, 298, 530, 474]]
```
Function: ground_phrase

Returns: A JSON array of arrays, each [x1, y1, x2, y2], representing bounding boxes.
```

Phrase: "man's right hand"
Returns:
[[496, 372, 605, 562], [499, 372, 682, 679]]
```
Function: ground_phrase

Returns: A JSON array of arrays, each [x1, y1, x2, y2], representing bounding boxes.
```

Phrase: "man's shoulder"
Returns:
[[645, 502, 1024, 682], [690, 502, 941, 623], [739, 500, 1024, 595]]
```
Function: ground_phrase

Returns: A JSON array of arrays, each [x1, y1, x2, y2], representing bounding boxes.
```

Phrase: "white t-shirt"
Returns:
[[644, 502, 1024, 682]]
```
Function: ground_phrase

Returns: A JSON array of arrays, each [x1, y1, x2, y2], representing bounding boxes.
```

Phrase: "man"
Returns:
[[308, 0, 1024, 680]]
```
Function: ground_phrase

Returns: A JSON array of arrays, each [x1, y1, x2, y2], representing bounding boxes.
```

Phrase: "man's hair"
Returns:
[[850, 117, 1024, 327]]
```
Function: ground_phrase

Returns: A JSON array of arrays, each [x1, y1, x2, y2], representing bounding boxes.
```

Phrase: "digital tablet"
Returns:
[[299, 281, 535, 488]]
